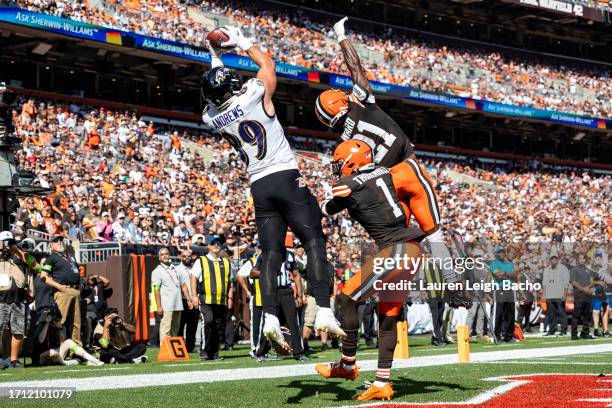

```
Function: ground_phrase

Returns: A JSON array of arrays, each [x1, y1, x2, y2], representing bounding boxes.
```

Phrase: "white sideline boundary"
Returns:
[[3, 343, 612, 392]]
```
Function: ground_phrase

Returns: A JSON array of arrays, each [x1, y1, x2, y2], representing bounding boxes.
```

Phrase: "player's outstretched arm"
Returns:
[[333, 17, 372, 93], [220, 26, 276, 115], [247, 46, 277, 114]]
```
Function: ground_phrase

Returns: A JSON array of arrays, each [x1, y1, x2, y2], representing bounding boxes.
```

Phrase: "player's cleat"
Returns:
[[315, 361, 359, 381], [446, 290, 472, 309], [263, 313, 292, 355], [314, 307, 346, 337], [356, 382, 394, 401]]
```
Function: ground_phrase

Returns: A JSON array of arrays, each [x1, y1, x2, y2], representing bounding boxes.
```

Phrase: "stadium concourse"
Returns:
[[13, 0, 612, 117]]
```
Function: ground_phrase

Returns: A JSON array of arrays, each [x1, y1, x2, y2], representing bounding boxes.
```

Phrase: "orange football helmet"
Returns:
[[315, 89, 349, 128], [332, 140, 373, 177]]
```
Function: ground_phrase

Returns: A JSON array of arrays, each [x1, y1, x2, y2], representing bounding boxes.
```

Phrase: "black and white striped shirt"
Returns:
[[278, 249, 295, 288]]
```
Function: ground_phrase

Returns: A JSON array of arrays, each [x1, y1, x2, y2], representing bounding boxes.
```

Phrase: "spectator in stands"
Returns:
[[542, 254, 570, 336]]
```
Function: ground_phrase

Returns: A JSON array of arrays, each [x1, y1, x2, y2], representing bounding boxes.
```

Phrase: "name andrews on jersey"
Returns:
[[210, 105, 245, 130]]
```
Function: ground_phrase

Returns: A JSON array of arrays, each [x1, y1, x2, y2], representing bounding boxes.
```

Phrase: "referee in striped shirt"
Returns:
[[275, 248, 309, 361], [190, 237, 233, 361]]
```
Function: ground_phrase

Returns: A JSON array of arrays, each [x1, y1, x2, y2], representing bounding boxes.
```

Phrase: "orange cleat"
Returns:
[[355, 382, 394, 401], [314, 362, 359, 381]]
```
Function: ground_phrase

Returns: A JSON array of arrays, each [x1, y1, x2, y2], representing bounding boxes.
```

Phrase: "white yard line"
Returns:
[[3, 343, 611, 392]]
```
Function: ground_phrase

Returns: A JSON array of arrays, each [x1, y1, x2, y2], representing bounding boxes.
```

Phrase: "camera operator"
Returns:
[[82, 274, 112, 348], [92, 308, 147, 364], [0, 231, 35, 369], [40, 236, 82, 345]]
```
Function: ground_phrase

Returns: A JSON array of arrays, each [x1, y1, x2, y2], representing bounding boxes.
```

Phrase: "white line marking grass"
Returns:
[[4, 343, 612, 392]]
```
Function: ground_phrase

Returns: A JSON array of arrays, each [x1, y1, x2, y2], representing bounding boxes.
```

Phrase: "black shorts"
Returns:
[[251, 169, 324, 251]]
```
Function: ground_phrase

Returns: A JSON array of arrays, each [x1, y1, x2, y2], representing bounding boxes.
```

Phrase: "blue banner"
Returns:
[[1, 7, 609, 130]]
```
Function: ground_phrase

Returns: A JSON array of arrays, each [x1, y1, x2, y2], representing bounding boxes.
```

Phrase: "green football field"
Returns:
[[1, 336, 611, 407]]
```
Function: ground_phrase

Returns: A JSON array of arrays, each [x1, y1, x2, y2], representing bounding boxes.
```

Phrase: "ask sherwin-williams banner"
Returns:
[[1, 7, 609, 130]]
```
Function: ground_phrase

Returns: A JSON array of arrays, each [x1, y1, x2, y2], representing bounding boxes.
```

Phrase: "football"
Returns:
[[206, 28, 231, 49]]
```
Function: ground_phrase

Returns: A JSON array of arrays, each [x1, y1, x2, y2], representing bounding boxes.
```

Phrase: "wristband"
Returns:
[[210, 53, 224, 68], [34, 265, 43, 274], [25, 255, 35, 266], [336, 34, 346, 43], [99, 338, 109, 346]]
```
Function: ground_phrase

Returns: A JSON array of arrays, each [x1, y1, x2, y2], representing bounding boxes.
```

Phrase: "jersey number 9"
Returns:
[[238, 120, 267, 160]]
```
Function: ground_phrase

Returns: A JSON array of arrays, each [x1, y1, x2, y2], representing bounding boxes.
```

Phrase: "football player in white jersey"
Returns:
[[200, 26, 345, 352]]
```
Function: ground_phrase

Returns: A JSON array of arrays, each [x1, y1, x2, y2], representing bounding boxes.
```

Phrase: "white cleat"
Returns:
[[262, 313, 292, 354], [86, 358, 105, 366], [314, 307, 346, 337]]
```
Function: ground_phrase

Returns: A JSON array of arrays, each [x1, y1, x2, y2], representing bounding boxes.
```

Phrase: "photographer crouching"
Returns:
[[92, 308, 147, 364]]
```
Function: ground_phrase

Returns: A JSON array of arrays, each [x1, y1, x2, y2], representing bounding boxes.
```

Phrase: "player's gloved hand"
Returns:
[[447, 290, 472, 309], [206, 40, 224, 68], [333, 17, 348, 42], [219, 26, 254, 51]]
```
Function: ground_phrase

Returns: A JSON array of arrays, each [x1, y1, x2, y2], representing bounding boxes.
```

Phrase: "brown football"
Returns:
[[206, 28, 231, 49]]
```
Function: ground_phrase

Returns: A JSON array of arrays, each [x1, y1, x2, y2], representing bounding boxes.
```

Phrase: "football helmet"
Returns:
[[200, 67, 242, 108], [315, 89, 349, 128], [332, 139, 373, 178]]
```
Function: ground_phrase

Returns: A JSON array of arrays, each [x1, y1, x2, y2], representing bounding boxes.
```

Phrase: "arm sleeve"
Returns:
[[42, 254, 56, 274], [190, 261, 202, 281], [151, 268, 161, 287], [321, 182, 353, 216], [237, 261, 253, 278], [350, 84, 375, 104]]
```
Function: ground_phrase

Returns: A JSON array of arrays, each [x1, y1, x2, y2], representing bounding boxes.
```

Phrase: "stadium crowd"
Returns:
[[10, 95, 611, 253], [11, 0, 612, 117]]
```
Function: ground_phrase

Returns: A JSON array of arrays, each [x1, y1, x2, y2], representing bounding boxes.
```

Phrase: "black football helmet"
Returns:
[[200, 67, 242, 108]]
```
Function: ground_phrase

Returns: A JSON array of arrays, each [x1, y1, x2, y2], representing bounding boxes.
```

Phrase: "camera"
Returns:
[[99, 307, 123, 328], [0, 82, 18, 148]]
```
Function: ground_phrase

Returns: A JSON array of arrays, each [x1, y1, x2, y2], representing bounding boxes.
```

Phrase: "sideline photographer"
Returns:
[[92, 308, 147, 364], [0, 231, 35, 369]]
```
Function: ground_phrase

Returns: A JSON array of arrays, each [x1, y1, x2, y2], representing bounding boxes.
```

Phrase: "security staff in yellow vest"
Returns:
[[190, 237, 233, 361], [236, 246, 266, 359], [420, 257, 447, 347]]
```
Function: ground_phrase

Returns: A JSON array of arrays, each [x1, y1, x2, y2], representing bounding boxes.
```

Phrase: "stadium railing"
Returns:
[[77, 241, 122, 264]]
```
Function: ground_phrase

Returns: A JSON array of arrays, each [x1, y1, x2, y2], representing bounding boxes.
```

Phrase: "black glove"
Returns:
[[447, 290, 473, 309]]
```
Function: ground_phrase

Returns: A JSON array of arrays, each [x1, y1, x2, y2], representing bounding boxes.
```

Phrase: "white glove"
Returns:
[[206, 40, 224, 68], [333, 17, 348, 42], [219, 26, 253, 51]]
